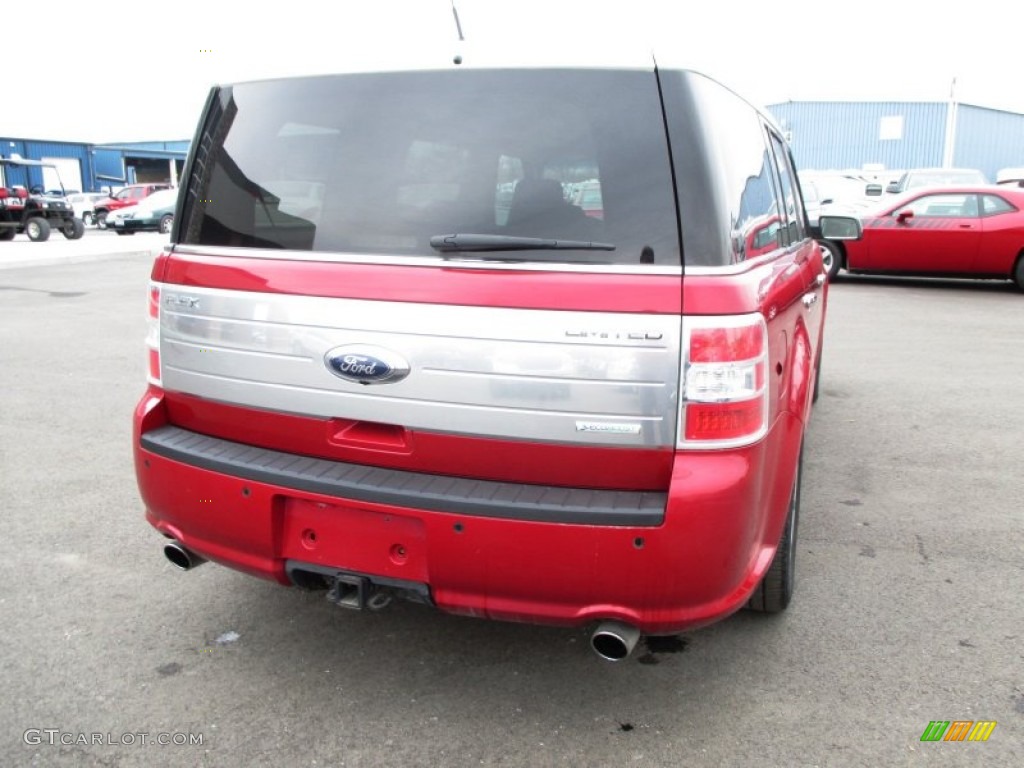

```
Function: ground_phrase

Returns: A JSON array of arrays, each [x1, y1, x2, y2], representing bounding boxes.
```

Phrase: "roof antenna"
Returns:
[[451, 1, 465, 42], [450, 1, 465, 65]]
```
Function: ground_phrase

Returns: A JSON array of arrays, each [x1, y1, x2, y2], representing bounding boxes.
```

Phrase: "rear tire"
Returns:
[[746, 446, 802, 613], [0, 227, 15, 241], [159, 214, 173, 234], [26, 217, 51, 242], [1013, 255, 1024, 291], [62, 218, 85, 240], [95, 211, 108, 229], [83, 212, 95, 226]]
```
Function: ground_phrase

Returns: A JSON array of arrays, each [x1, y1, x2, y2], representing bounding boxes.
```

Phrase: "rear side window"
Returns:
[[179, 70, 680, 267], [662, 71, 804, 267], [982, 194, 1015, 215], [767, 132, 806, 245]]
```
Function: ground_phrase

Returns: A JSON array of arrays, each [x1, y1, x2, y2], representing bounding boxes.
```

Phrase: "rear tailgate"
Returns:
[[150, 252, 683, 494]]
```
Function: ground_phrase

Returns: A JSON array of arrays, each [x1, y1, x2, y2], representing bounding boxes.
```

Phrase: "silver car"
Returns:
[[65, 192, 109, 226]]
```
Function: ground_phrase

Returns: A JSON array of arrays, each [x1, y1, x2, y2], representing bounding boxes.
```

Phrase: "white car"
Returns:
[[885, 167, 987, 194], [800, 171, 883, 223], [996, 168, 1024, 187], [106, 188, 178, 235], [66, 192, 109, 226], [104, 205, 136, 229]]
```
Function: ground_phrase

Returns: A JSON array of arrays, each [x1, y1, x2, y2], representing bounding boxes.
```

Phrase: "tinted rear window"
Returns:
[[179, 70, 680, 266]]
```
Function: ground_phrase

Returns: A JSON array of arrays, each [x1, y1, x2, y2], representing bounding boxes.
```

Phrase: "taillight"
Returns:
[[678, 314, 769, 449], [146, 283, 161, 386]]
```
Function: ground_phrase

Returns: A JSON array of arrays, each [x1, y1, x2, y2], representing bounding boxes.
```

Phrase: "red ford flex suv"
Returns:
[[133, 55, 859, 660]]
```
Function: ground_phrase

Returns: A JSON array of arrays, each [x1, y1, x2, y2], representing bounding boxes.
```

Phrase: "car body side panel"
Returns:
[[849, 213, 981, 272]]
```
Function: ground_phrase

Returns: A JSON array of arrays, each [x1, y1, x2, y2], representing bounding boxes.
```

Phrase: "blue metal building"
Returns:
[[0, 138, 94, 192], [1, 137, 189, 192], [767, 101, 1024, 182]]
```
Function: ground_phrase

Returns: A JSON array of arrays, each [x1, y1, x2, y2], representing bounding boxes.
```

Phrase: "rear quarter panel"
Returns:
[[977, 213, 1024, 274]]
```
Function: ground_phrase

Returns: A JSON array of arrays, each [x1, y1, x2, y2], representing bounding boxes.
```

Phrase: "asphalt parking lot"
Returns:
[[1, 243, 1021, 767], [0, 227, 168, 270]]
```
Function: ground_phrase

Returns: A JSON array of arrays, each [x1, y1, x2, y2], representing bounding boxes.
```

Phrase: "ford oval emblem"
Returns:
[[324, 345, 410, 385]]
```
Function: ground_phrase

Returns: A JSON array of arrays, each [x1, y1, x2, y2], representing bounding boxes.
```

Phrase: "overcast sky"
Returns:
[[5, 0, 1020, 144]]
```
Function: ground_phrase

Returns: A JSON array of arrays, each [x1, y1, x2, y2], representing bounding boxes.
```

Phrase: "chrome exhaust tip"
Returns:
[[163, 540, 206, 571], [590, 621, 641, 661]]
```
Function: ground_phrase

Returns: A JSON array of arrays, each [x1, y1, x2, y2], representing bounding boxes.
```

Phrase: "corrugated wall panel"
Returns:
[[23, 141, 89, 163], [25, 141, 91, 191], [954, 105, 1024, 181], [768, 101, 1024, 181], [769, 102, 948, 172], [0, 139, 92, 191]]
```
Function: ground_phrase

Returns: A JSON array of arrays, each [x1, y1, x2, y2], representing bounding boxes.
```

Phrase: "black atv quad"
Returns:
[[0, 158, 85, 242]]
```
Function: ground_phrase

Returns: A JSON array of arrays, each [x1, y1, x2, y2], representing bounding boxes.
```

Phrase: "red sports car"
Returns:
[[824, 186, 1024, 290]]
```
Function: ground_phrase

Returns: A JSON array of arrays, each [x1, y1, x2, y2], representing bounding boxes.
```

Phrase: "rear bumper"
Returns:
[[135, 392, 801, 635]]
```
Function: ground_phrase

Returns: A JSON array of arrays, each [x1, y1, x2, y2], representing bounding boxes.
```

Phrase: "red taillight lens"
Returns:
[[684, 400, 766, 442], [689, 324, 764, 363], [679, 314, 769, 448], [148, 348, 161, 382], [146, 283, 161, 386]]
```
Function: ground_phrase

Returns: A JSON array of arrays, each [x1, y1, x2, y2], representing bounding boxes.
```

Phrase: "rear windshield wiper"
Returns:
[[430, 234, 615, 253]]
